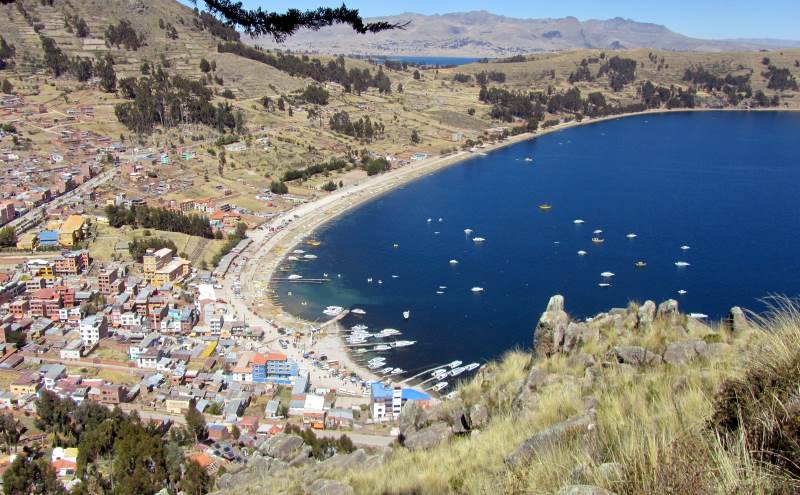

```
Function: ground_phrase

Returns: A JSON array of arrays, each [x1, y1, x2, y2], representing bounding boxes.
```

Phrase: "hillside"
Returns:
[[212, 297, 800, 494], [251, 11, 800, 57]]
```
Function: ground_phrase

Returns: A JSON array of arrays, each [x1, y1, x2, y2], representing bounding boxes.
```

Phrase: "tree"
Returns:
[[199, 58, 211, 73], [322, 180, 337, 192], [235, 221, 247, 239], [270, 180, 289, 194], [194, 0, 406, 41], [185, 406, 207, 442], [0, 413, 21, 453], [0, 226, 15, 247], [1, 79, 12, 95], [410, 129, 420, 144], [3, 454, 65, 495], [181, 459, 212, 495], [413, 69, 420, 80], [75, 17, 90, 38], [95, 53, 116, 92]]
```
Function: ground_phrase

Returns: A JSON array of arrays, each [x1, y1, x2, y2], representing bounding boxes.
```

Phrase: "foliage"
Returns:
[[362, 156, 390, 176], [106, 204, 214, 238], [301, 84, 330, 105], [322, 180, 337, 192], [452, 73, 471, 83], [217, 43, 389, 94], [197, 0, 405, 41], [0, 413, 21, 454], [0, 36, 15, 69], [283, 158, 348, 182], [128, 237, 179, 262], [328, 111, 384, 140], [40, 36, 69, 77], [194, 10, 240, 41], [284, 424, 355, 460], [104, 19, 144, 50], [185, 405, 207, 442], [0, 227, 16, 248], [475, 71, 506, 84], [411, 129, 420, 144], [95, 53, 117, 92], [568, 62, 594, 83], [2, 454, 65, 495], [270, 180, 289, 194], [763, 65, 799, 91], [597, 56, 637, 91]]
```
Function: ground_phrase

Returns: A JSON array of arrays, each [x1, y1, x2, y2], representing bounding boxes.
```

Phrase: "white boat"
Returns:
[[464, 228, 473, 234], [464, 362, 480, 371], [287, 256, 299, 261], [367, 357, 386, 364], [431, 382, 449, 392], [573, 219, 585, 224], [601, 271, 615, 278], [380, 367, 394, 374], [323, 273, 329, 277], [678, 289, 688, 295], [471, 287, 484, 292], [449, 259, 459, 265], [378, 280, 383, 284], [449, 366, 466, 377], [448, 360, 463, 369], [523, 157, 534, 162], [472, 237, 486, 243], [347, 337, 367, 344], [577, 250, 587, 256], [598, 283, 611, 287], [293, 249, 305, 254], [674, 261, 691, 267], [680, 245, 691, 250], [351, 324, 368, 331], [432, 369, 448, 379], [373, 344, 392, 351], [436, 291, 444, 295], [438, 286, 447, 289], [393, 243, 399, 248], [351, 309, 366, 315], [323, 306, 344, 317], [303, 254, 318, 259], [593, 229, 603, 234], [355, 348, 368, 354], [689, 313, 708, 319], [368, 362, 385, 370], [403, 310, 410, 319], [626, 233, 637, 239], [287, 274, 303, 280], [438, 217, 443, 222], [390, 368, 405, 375], [379, 328, 401, 337], [392, 340, 416, 348], [367, 278, 373, 283], [391, 275, 399, 278], [427, 218, 432, 223], [434, 231, 440, 235]]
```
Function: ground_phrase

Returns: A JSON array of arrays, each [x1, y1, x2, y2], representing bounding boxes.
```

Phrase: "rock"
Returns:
[[568, 464, 590, 483], [513, 366, 549, 409], [663, 339, 708, 365], [289, 445, 314, 466], [403, 422, 452, 451], [215, 456, 288, 489], [582, 395, 600, 411], [306, 478, 355, 495], [450, 406, 471, 434], [557, 485, 615, 495], [399, 400, 426, 438], [728, 306, 750, 333], [567, 353, 597, 370], [260, 433, 306, 462], [469, 403, 489, 429], [564, 323, 599, 353], [534, 294, 571, 358], [637, 300, 656, 328], [701, 342, 730, 360], [506, 413, 595, 467], [657, 299, 680, 324], [609, 346, 663, 366], [316, 450, 369, 473]]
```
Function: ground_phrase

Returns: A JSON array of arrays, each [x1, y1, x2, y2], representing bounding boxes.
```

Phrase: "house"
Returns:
[[79, 314, 107, 347], [59, 339, 84, 360], [100, 384, 127, 405], [39, 363, 67, 390], [165, 397, 192, 415], [325, 408, 354, 429], [58, 215, 85, 248], [252, 352, 298, 385], [38, 230, 60, 248], [16, 232, 38, 250], [237, 415, 260, 435], [29, 287, 61, 318], [206, 424, 229, 442], [10, 373, 40, 397], [137, 347, 162, 368]]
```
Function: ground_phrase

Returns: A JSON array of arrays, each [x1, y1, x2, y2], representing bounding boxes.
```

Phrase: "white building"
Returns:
[[59, 339, 84, 360], [79, 314, 107, 347]]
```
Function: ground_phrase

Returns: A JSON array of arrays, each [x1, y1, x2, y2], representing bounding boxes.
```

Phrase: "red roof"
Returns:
[[251, 353, 267, 365], [266, 352, 287, 362], [31, 287, 58, 300]]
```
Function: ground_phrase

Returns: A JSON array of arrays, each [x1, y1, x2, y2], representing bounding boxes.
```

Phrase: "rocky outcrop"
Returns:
[[533, 294, 570, 358], [608, 346, 663, 366], [637, 300, 656, 328], [663, 339, 709, 365], [215, 455, 289, 490], [403, 421, 453, 451], [469, 403, 489, 429], [260, 433, 308, 463], [728, 306, 750, 333], [506, 412, 596, 467], [307, 478, 354, 495], [557, 485, 616, 495]]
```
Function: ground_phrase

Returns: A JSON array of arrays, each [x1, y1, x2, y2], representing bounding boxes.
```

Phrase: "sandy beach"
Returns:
[[228, 107, 799, 389]]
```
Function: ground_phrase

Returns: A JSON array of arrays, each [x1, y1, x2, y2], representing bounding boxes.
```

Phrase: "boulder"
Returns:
[[656, 299, 680, 324], [469, 403, 489, 429], [564, 322, 598, 353], [399, 400, 427, 438], [215, 456, 288, 489], [534, 295, 570, 358], [663, 339, 708, 365], [260, 433, 306, 462], [506, 413, 595, 467], [513, 366, 551, 409], [450, 406, 471, 434], [609, 346, 663, 366], [637, 300, 656, 328], [567, 353, 597, 370], [557, 485, 615, 495], [728, 306, 750, 333], [306, 479, 355, 495], [403, 422, 452, 451]]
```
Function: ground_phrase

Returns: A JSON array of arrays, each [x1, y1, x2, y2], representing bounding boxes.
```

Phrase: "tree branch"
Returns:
[[196, 1, 407, 42]]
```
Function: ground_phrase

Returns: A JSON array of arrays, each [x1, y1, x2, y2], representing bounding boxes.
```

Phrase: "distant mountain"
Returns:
[[250, 11, 800, 56]]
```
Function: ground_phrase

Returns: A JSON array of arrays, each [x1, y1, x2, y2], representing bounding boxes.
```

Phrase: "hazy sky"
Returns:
[[188, 0, 800, 40]]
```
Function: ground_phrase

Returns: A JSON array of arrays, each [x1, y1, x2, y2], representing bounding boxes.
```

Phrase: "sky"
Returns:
[[187, 0, 800, 40]]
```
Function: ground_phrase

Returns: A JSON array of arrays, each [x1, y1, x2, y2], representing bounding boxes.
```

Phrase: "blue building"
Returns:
[[251, 352, 298, 385], [38, 230, 59, 247]]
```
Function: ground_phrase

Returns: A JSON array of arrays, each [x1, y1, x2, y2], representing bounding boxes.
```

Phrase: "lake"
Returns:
[[275, 111, 800, 377]]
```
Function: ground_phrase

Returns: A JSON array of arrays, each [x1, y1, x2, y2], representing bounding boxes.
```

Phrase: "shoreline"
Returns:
[[234, 107, 798, 388]]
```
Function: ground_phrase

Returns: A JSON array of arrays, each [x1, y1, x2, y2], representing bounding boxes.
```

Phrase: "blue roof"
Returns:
[[401, 388, 431, 401], [38, 231, 59, 241], [371, 382, 393, 400]]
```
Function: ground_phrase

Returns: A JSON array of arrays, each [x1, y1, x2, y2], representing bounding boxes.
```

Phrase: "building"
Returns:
[[54, 250, 90, 275], [58, 215, 85, 248], [252, 352, 298, 385], [38, 230, 60, 247], [165, 397, 192, 415], [79, 314, 108, 347], [370, 383, 431, 422], [100, 384, 127, 405], [98, 266, 121, 295], [59, 339, 84, 360], [16, 231, 38, 250], [29, 287, 61, 318], [10, 373, 41, 397], [143, 248, 172, 274], [150, 258, 191, 286]]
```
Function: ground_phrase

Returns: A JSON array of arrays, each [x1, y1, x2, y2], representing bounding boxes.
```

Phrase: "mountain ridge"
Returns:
[[250, 10, 800, 56]]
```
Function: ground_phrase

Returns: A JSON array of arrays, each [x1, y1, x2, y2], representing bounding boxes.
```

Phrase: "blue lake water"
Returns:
[[371, 55, 483, 67], [275, 111, 800, 376]]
